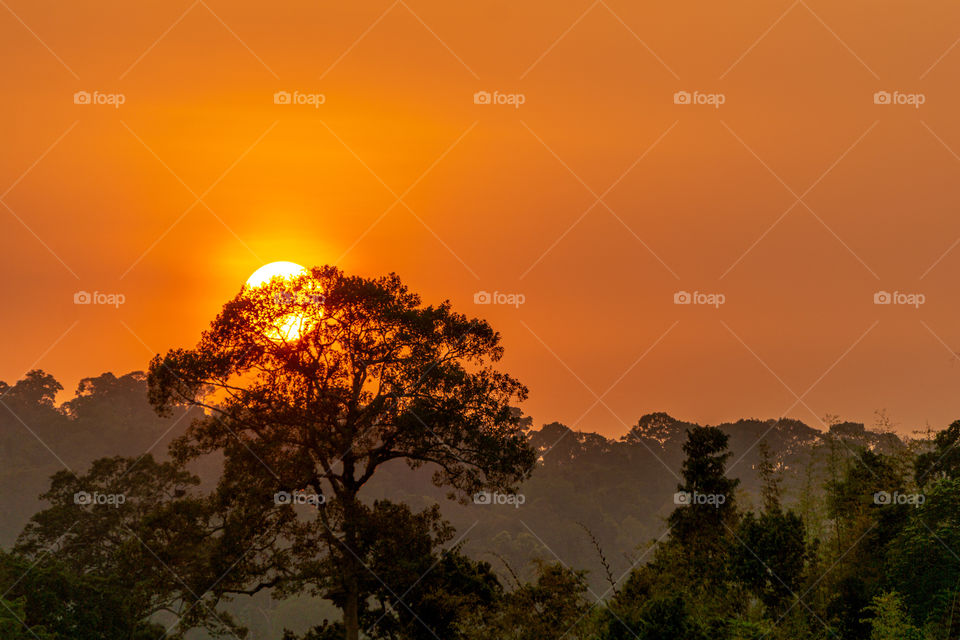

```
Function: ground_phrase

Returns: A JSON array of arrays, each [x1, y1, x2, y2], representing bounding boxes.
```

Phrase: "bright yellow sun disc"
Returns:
[[245, 261, 307, 288], [245, 262, 314, 342]]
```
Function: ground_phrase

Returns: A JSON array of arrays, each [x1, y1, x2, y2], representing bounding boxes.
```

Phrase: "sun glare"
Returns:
[[245, 262, 314, 342]]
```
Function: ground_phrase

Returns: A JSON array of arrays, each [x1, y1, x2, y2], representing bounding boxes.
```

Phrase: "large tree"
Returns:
[[147, 265, 536, 640]]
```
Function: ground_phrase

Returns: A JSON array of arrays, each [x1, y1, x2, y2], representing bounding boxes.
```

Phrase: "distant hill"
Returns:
[[0, 370, 917, 596]]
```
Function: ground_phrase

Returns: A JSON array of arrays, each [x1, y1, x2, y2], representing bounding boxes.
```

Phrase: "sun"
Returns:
[[245, 262, 315, 342], [245, 261, 307, 288]]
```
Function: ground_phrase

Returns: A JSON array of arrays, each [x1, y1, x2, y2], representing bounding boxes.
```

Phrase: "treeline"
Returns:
[[0, 368, 952, 639], [0, 369, 907, 576], [370, 412, 912, 596]]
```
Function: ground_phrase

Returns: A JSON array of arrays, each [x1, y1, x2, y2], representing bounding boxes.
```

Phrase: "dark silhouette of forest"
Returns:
[[0, 267, 956, 640]]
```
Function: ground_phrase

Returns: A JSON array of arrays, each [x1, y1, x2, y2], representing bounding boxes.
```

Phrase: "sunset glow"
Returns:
[[4, 1, 960, 432], [7, 4, 960, 639]]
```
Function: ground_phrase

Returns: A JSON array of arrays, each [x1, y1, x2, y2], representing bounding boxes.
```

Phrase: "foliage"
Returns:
[[916, 419, 960, 484], [14, 455, 246, 638], [0, 596, 56, 640], [459, 562, 592, 640], [861, 591, 922, 640], [0, 548, 165, 639], [731, 506, 808, 612]]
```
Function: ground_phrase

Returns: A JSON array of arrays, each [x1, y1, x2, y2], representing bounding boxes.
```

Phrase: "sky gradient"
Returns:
[[3, 0, 960, 436]]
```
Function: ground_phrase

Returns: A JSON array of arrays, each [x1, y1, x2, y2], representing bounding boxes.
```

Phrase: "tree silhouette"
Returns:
[[15, 455, 243, 638], [667, 426, 739, 580], [147, 266, 535, 640]]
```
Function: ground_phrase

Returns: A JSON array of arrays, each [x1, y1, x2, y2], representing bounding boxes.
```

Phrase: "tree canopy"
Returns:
[[146, 266, 536, 640]]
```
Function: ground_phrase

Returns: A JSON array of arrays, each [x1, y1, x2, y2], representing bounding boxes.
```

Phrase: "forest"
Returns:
[[0, 267, 957, 640]]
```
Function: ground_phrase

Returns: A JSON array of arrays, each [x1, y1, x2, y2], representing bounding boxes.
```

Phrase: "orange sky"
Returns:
[[3, 0, 960, 436]]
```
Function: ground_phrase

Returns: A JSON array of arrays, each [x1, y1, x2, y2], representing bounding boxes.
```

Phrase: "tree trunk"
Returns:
[[344, 568, 360, 640], [342, 490, 361, 640]]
